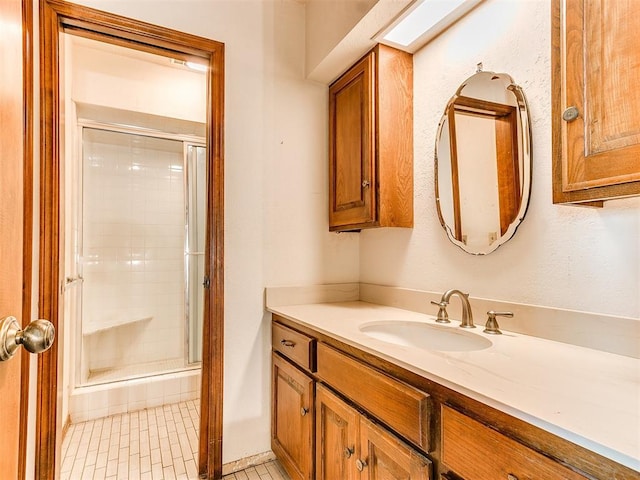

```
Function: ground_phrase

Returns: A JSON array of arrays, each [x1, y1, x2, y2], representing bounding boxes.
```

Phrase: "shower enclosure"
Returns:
[[75, 125, 206, 386]]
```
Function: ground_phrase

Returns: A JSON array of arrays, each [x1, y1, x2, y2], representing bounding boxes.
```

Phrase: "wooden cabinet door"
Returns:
[[359, 417, 432, 480], [553, 0, 640, 203], [272, 354, 314, 480], [316, 385, 359, 480], [329, 52, 375, 230]]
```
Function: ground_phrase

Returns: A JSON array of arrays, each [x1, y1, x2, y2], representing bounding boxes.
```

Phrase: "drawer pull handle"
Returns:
[[280, 339, 296, 348], [355, 459, 367, 471], [507, 474, 519, 480], [300, 407, 309, 416], [344, 446, 354, 458]]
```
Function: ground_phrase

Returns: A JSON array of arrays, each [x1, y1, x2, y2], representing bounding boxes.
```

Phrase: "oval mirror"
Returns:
[[435, 70, 532, 255]]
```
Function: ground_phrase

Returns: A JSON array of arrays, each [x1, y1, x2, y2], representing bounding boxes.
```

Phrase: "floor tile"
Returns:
[[62, 400, 290, 480]]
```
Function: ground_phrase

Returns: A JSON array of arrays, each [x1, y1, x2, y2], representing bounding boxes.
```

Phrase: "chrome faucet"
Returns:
[[438, 289, 475, 328]]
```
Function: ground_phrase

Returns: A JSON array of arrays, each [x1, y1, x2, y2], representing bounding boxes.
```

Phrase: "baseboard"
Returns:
[[222, 451, 276, 475]]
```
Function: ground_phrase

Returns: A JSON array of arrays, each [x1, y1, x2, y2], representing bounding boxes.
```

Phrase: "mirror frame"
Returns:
[[434, 71, 532, 255]]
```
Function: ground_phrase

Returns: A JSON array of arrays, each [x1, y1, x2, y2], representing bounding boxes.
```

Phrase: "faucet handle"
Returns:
[[430, 301, 450, 323], [484, 311, 513, 335]]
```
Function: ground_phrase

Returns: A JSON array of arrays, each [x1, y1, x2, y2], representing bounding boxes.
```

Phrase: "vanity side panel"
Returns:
[[376, 44, 414, 228]]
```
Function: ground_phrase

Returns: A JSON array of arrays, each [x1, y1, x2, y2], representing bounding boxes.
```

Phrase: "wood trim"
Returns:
[[199, 35, 225, 479], [19, 0, 34, 477], [38, 1, 225, 479], [495, 107, 520, 235], [36, 3, 61, 477], [446, 106, 462, 242], [44, 0, 217, 56]]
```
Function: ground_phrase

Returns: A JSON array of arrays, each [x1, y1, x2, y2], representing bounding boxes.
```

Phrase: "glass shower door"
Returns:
[[81, 128, 187, 384], [186, 144, 206, 364]]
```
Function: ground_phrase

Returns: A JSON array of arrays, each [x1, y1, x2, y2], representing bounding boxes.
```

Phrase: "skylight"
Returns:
[[379, 0, 483, 51]]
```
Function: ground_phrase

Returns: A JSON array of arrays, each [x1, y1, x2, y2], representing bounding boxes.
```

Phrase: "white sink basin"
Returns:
[[359, 321, 492, 352]]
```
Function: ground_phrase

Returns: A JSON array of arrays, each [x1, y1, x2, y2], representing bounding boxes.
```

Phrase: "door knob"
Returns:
[[0, 316, 55, 361]]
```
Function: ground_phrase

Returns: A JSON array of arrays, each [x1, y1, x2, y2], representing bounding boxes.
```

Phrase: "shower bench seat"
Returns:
[[83, 315, 153, 336]]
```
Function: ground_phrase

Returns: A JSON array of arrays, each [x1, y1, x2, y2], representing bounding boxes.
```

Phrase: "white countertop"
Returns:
[[268, 301, 640, 472]]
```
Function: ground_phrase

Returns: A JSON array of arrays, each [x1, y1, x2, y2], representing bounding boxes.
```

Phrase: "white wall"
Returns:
[[360, 0, 640, 320], [70, 38, 207, 122], [305, 0, 377, 75], [66, 0, 359, 465]]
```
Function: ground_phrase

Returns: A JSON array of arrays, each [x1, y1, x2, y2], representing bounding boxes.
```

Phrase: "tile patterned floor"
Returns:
[[61, 399, 290, 480], [61, 399, 200, 479]]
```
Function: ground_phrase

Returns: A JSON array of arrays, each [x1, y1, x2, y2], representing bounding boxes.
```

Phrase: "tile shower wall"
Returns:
[[82, 129, 186, 378]]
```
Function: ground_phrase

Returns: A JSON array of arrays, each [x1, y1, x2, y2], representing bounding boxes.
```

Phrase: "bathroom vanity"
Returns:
[[269, 299, 639, 480]]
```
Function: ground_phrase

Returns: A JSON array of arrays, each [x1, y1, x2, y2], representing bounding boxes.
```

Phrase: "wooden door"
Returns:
[[316, 384, 359, 480], [359, 418, 432, 480], [552, 0, 640, 203], [0, 0, 29, 477], [329, 52, 375, 230], [271, 354, 314, 480]]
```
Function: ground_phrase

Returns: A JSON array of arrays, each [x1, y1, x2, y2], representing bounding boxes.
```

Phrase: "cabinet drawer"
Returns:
[[272, 322, 316, 372], [317, 343, 431, 452], [441, 405, 587, 480]]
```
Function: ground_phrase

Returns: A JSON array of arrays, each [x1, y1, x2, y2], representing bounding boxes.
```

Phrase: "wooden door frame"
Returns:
[[19, 0, 34, 477], [447, 95, 520, 242], [37, 1, 224, 478]]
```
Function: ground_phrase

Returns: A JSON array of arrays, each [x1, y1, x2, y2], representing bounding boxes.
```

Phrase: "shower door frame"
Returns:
[[75, 123, 206, 386], [38, 1, 225, 478]]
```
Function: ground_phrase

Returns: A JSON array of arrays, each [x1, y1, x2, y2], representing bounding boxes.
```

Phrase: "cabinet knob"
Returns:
[[355, 458, 367, 471], [280, 339, 295, 348], [300, 407, 309, 416], [344, 446, 354, 458], [562, 106, 579, 122], [507, 475, 519, 480], [362, 180, 370, 188]]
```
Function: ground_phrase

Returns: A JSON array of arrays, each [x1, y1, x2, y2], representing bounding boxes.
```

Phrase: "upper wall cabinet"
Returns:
[[552, 0, 640, 205], [329, 44, 413, 231]]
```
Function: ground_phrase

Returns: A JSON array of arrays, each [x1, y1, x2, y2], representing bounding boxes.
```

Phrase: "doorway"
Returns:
[[38, 1, 224, 478]]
